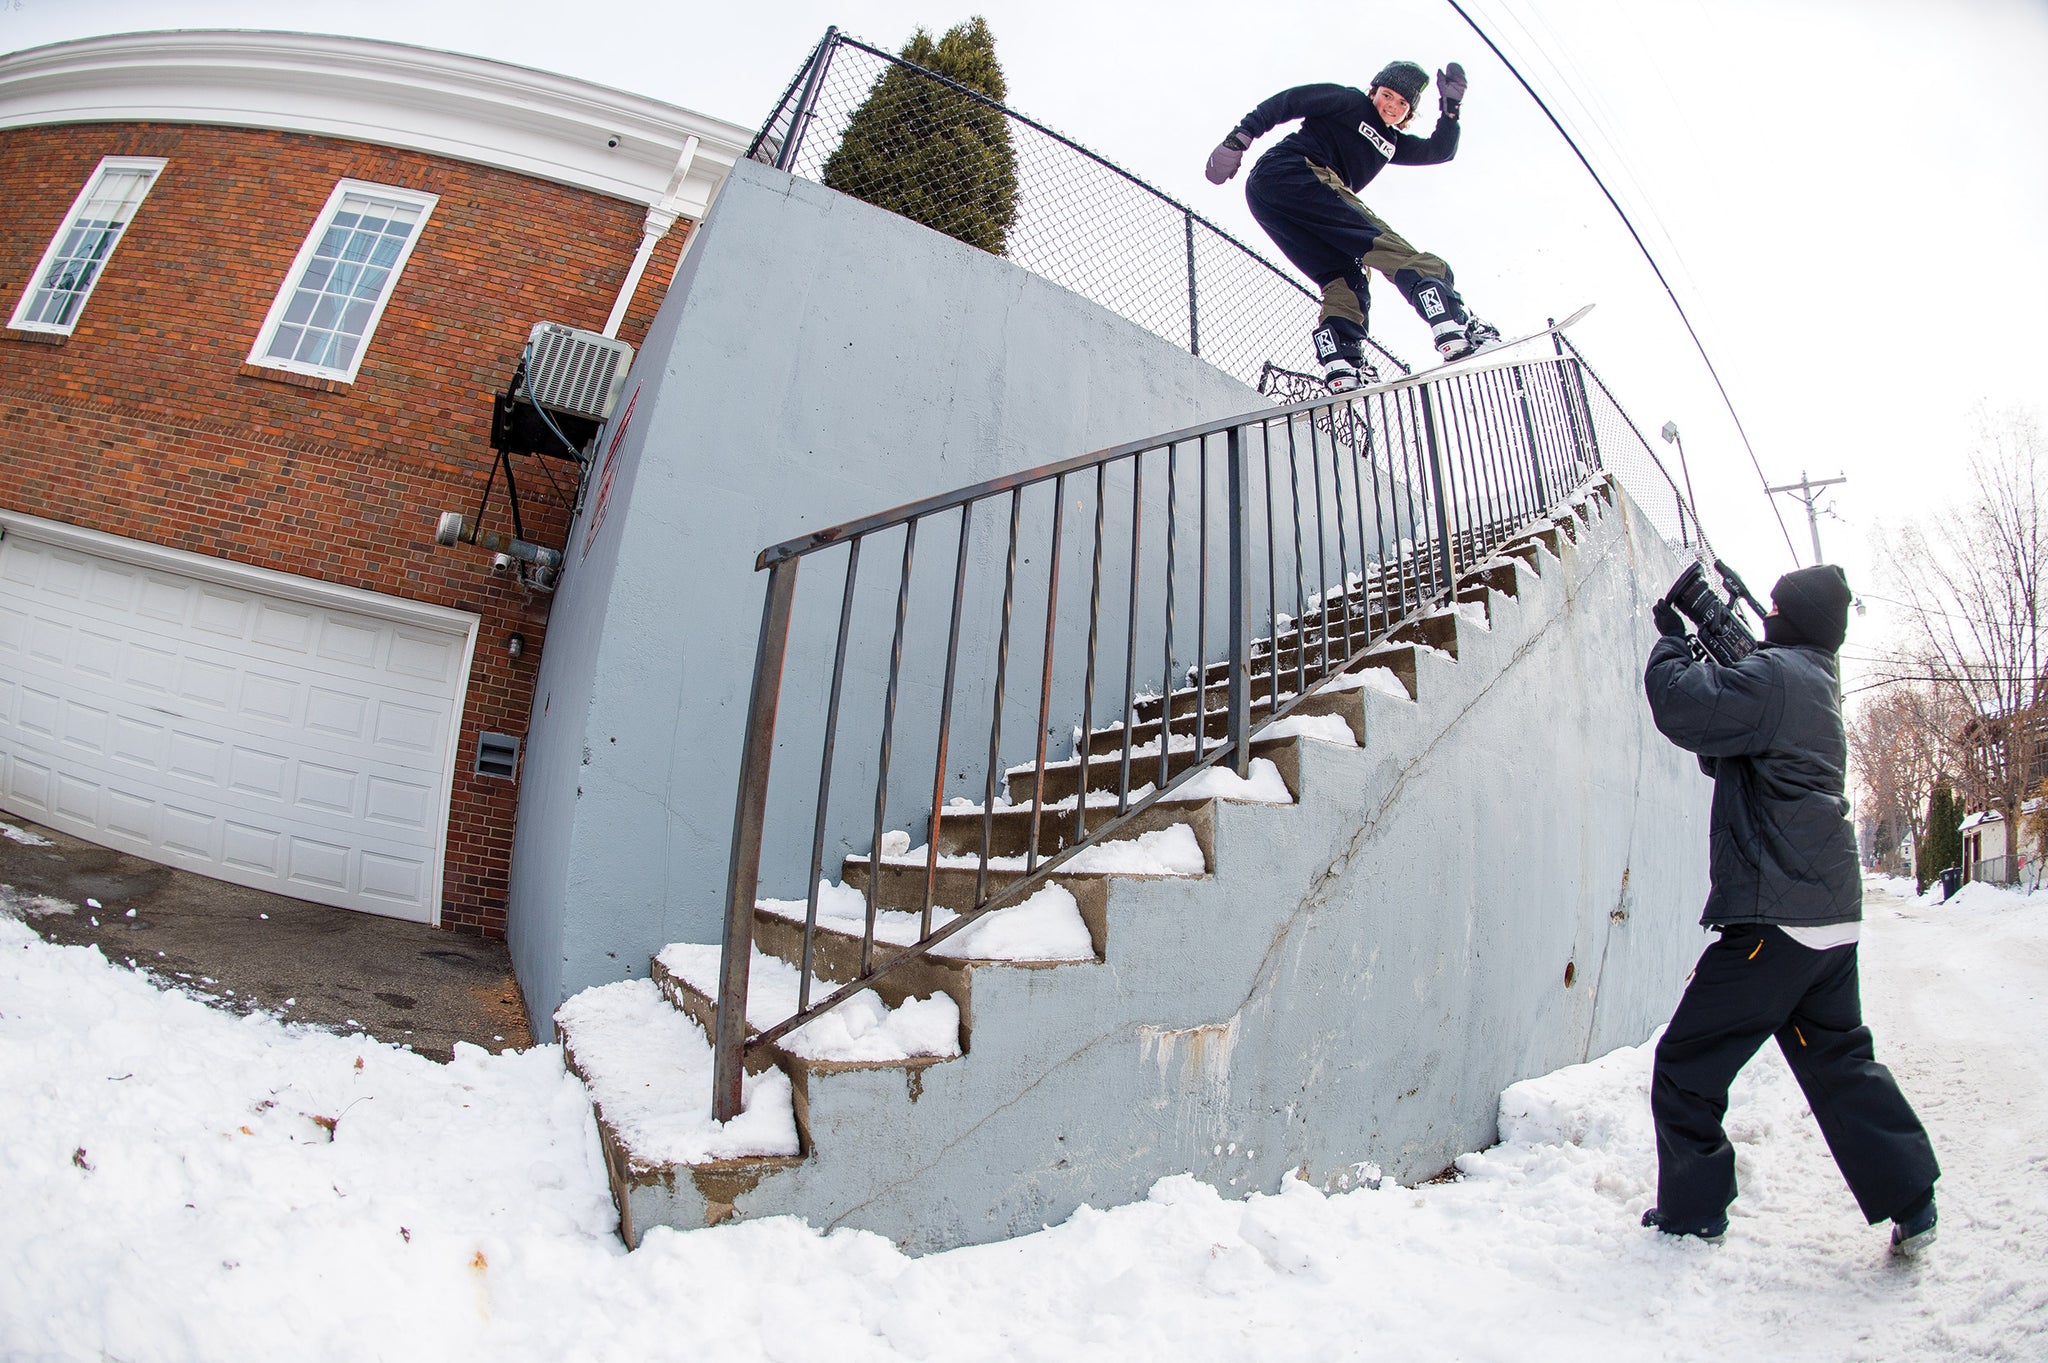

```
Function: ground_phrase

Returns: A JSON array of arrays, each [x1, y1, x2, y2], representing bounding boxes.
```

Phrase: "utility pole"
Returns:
[[1765, 470, 1847, 565]]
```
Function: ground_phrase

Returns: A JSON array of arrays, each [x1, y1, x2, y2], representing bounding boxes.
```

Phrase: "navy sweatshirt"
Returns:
[[1235, 83, 1459, 193]]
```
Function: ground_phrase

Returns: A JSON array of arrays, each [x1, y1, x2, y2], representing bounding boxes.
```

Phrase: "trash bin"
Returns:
[[1939, 867, 1961, 901]]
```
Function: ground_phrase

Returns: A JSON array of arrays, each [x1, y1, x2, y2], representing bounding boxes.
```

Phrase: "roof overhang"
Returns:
[[0, 29, 753, 218]]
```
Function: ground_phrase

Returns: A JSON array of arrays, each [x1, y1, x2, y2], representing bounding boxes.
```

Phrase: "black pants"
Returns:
[[1652, 923, 1938, 1228], [1244, 153, 1465, 355]]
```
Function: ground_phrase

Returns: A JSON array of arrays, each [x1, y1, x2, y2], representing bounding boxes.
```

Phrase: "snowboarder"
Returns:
[[1204, 60, 1500, 391], [1641, 564, 1940, 1254]]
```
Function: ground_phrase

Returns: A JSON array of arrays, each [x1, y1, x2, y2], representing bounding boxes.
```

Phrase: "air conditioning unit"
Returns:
[[521, 322, 634, 422]]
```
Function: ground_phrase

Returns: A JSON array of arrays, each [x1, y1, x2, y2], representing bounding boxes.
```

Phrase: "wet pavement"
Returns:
[[0, 816, 533, 1060]]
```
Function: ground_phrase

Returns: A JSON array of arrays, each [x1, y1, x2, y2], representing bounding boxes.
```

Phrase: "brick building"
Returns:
[[0, 31, 749, 936]]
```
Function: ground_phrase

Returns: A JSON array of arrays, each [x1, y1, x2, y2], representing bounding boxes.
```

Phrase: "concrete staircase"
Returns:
[[556, 472, 1702, 1252]]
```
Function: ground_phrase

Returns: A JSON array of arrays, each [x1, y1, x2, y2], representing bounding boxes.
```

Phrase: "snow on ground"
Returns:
[[4, 878, 2045, 1360]]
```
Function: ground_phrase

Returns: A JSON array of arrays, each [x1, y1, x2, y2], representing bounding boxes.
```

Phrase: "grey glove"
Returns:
[[1437, 62, 1467, 118], [1652, 599, 1687, 637], [1205, 129, 1253, 185]]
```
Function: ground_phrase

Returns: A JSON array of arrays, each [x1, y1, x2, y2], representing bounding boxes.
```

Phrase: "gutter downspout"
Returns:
[[602, 134, 700, 339]]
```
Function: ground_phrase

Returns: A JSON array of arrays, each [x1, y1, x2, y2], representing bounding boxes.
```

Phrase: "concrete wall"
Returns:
[[509, 160, 1317, 1034], [619, 477, 1713, 1251]]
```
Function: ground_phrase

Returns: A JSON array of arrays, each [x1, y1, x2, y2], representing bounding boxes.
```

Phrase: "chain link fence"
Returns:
[[1558, 333, 1711, 561], [748, 29, 1410, 393]]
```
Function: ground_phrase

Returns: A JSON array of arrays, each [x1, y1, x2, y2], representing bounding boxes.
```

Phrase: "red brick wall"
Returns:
[[0, 121, 696, 937]]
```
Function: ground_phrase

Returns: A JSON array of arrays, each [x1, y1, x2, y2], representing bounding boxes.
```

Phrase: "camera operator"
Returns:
[[1641, 564, 1939, 1253]]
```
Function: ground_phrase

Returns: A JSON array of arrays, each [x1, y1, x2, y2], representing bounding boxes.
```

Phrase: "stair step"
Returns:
[[556, 977, 802, 1162], [1005, 731, 1297, 804], [935, 790, 1221, 863], [837, 857, 1112, 956], [1078, 681, 1367, 757], [654, 942, 963, 1069]]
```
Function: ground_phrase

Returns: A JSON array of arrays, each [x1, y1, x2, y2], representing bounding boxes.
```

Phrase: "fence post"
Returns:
[[1184, 211, 1200, 358], [775, 27, 839, 172], [712, 557, 800, 1124], [1418, 385, 1458, 595], [1226, 424, 1250, 778]]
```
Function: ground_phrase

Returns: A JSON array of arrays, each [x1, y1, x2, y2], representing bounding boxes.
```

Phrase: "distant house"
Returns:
[[0, 30, 748, 937], [1958, 798, 2038, 887]]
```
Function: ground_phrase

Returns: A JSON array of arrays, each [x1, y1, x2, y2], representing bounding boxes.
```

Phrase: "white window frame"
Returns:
[[9, 155, 168, 335], [246, 178, 438, 384]]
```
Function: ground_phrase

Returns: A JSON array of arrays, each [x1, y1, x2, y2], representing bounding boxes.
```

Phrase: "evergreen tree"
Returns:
[[821, 18, 1019, 255], [1917, 784, 1963, 893]]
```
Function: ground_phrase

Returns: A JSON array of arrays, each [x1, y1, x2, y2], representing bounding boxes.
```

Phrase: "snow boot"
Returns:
[[1890, 1189, 1937, 1258], [1438, 318, 1504, 363], [1312, 321, 1369, 393], [1641, 1207, 1727, 1243]]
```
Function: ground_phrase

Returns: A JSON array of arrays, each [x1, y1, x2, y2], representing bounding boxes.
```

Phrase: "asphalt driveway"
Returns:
[[0, 815, 533, 1059]]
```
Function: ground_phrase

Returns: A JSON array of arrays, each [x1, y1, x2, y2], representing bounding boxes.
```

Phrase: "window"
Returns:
[[9, 155, 167, 334], [247, 179, 438, 383]]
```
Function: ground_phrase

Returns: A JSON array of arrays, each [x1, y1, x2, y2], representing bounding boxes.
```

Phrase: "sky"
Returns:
[[5, 0, 2046, 688], [6, 861, 2044, 1359]]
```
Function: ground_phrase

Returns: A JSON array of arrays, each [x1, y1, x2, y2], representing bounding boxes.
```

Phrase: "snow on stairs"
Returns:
[[556, 477, 1620, 1250]]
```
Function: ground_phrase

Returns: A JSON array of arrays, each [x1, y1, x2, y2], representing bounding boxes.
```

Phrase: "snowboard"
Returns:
[[1433, 302, 1596, 370]]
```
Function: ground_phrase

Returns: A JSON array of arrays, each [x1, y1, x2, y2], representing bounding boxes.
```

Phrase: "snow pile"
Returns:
[[1173, 756, 1293, 803], [2, 818, 52, 846], [556, 978, 799, 1160], [1257, 711, 1358, 747], [1317, 663, 1413, 701], [3, 881, 2043, 1360], [758, 880, 1095, 962], [657, 943, 962, 1064]]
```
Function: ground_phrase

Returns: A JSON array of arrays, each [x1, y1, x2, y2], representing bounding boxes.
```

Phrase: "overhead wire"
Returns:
[[1440, 0, 1800, 563]]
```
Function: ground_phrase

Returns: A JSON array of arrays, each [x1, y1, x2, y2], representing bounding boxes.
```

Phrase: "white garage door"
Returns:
[[0, 513, 479, 923]]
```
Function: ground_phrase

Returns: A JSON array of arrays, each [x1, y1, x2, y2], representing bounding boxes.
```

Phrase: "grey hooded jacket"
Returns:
[[1644, 636, 1862, 926]]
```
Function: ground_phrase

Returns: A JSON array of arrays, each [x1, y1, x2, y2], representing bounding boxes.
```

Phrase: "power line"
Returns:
[[1440, 0, 1799, 563]]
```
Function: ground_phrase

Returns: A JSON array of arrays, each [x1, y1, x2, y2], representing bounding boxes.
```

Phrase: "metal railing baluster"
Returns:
[[923, 510, 975, 937], [1160, 444, 1179, 794], [800, 540, 862, 1013], [979, 489, 1022, 907], [1077, 466, 1105, 847], [1226, 424, 1250, 779], [1118, 457, 1144, 816], [866, 522, 918, 976], [712, 555, 799, 1123], [1027, 476, 1066, 876]]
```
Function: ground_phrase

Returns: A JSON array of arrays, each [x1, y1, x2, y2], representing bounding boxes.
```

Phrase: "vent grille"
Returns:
[[523, 322, 634, 422], [475, 732, 521, 780]]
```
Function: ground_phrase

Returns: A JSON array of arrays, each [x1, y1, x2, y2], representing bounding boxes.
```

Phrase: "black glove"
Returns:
[[1437, 62, 1467, 118], [1205, 129, 1253, 185], [1652, 599, 1687, 637]]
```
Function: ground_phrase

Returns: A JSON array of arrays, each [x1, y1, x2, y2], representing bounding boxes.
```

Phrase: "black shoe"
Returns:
[[1890, 1191, 1937, 1258], [1642, 1206, 1727, 1242]]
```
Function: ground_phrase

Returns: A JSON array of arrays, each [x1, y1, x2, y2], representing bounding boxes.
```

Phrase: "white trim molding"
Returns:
[[0, 30, 753, 219], [0, 508, 481, 637]]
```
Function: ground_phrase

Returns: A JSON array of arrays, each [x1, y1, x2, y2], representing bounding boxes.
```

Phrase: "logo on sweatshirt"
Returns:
[[1357, 122, 1396, 159]]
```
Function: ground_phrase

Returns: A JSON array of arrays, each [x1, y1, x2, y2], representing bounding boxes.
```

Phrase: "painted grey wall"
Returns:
[[614, 478, 1714, 1252], [508, 160, 1351, 1035]]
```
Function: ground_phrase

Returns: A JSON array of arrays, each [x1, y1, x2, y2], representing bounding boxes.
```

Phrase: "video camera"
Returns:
[[1663, 559, 1767, 666]]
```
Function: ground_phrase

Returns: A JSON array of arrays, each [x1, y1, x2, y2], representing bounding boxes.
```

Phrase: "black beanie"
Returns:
[[1766, 564, 1852, 651], [1370, 61, 1430, 107]]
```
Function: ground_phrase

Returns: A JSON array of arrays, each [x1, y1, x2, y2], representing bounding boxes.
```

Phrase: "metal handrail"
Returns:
[[710, 342, 1639, 1119], [744, 28, 1412, 390]]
